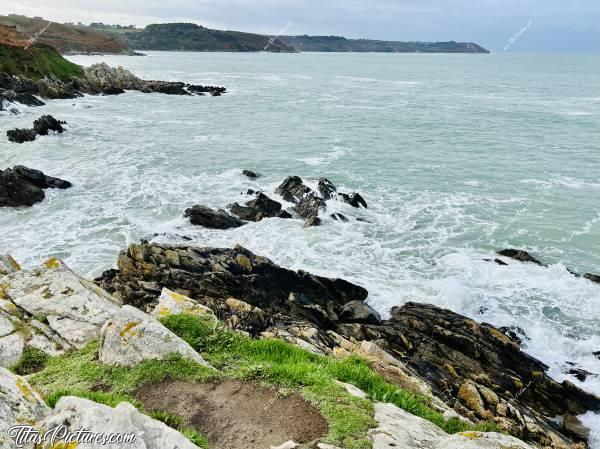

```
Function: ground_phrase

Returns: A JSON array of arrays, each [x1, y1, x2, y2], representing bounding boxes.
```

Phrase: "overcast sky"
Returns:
[[1, 0, 599, 53]]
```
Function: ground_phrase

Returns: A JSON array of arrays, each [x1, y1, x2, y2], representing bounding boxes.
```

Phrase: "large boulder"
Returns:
[[0, 166, 72, 207], [38, 396, 200, 449], [0, 367, 50, 449], [184, 205, 246, 229], [7, 115, 66, 143], [3, 258, 120, 348], [99, 304, 210, 367]]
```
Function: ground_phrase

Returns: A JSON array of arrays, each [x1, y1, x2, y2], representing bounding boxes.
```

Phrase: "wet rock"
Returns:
[[497, 249, 544, 266], [339, 192, 368, 208], [39, 396, 200, 449], [6, 127, 36, 143], [304, 216, 322, 227], [33, 115, 65, 135], [229, 192, 283, 221], [318, 177, 337, 200], [583, 273, 600, 283], [567, 368, 596, 382], [184, 205, 246, 229], [563, 414, 590, 440], [295, 193, 326, 219], [276, 175, 311, 203], [15, 92, 45, 106], [340, 300, 381, 325], [242, 169, 260, 179], [6, 115, 65, 143], [0, 166, 72, 207], [99, 304, 210, 367], [330, 213, 349, 222]]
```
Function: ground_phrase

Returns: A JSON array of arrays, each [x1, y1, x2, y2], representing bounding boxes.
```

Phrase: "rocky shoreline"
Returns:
[[0, 62, 226, 116]]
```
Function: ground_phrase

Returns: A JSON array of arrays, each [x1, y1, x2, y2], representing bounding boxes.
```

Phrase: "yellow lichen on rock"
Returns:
[[43, 258, 62, 270], [119, 321, 140, 337], [235, 254, 252, 271], [15, 377, 36, 403]]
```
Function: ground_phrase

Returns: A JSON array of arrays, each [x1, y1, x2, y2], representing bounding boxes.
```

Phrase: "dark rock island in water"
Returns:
[[0, 166, 71, 207]]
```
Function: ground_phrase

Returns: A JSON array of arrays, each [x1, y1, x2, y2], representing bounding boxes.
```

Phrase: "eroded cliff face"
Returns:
[[95, 241, 599, 449]]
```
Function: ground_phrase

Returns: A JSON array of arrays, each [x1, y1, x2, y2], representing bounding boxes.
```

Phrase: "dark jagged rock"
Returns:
[[229, 193, 283, 222], [336, 303, 600, 446], [567, 368, 596, 382], [330, 213, 349, 222], [340, 192, 368, 208], [303, 216, 322, 227], [15, 93, 45, 106], [339, 300, 381, 325], [295, 194, 326, 220], [497, 249, 544, 266], [33, 115, 66, 135], [318, 177, 337, 200], [242, 170, 260, 179], [184, 205, 246, 229], [0, 166, 71, 207], [7, 128, 37, 143], [7, 115, 66, 143], [275, 176, 311, 203], [95, 242, 368, 330], [584, 273, 600, 283]]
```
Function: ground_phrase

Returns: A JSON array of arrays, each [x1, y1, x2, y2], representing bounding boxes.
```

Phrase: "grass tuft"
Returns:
[[11, 346, 49, 375]]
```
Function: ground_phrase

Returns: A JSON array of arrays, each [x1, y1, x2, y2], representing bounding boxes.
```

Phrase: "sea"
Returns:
[[1, 51, 599, 440]]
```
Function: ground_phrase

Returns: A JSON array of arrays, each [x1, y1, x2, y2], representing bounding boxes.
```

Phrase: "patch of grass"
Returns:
[[11, 346, 49, 375], [0, 43, 83, 80]]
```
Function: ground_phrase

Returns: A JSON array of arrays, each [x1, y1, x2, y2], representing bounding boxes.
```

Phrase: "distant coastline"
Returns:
[[0, 14, 490, 55]]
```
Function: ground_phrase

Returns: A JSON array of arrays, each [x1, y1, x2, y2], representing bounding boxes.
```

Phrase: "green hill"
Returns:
[[119, 23, 296, 52], [0, 43, 83, 81]]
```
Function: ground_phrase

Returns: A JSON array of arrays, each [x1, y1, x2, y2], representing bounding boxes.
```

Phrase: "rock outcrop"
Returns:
[[99, 304, 210, 367], [229, 192, 290, 222], [184, 205, 246, 229], [7, 115, 66, 143], [0, 165, 72, 207], [0, 62, 226, 108], [95, 241, 600, 449], [0, 258, 120, 363]]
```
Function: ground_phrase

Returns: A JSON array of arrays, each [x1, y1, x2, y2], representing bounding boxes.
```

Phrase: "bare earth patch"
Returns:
[[136, 380, 329, 449]]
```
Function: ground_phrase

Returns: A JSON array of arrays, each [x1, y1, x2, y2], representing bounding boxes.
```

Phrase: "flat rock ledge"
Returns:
[[95, 241, 600, 449], [0, 165, 71, 207]]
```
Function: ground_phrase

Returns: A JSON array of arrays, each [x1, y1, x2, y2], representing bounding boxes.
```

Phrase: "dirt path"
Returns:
[[136, 380, 328, 449]]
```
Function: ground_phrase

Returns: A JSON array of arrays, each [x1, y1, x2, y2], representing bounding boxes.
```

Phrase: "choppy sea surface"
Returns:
[[1, 51, 599, 438]]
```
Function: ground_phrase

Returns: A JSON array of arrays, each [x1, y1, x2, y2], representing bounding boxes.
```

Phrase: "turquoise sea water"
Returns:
[[1, 51, 600, 436]]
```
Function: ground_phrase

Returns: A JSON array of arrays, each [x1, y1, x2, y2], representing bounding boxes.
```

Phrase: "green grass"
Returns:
[[10, 346, 49, 375], [0, 43, 83, 80], [25, 313, 496, 449]]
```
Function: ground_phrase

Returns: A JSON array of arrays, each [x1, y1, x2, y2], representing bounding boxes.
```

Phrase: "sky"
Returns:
[[1, 0, 599, 53]]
